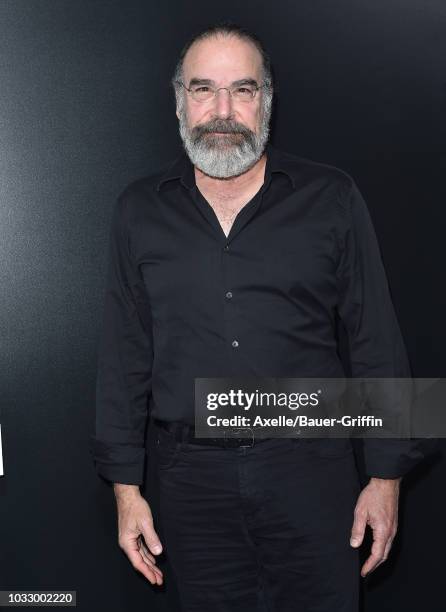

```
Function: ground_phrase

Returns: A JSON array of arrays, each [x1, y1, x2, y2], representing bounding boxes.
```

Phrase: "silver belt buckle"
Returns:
[[223, 426, 255, 447]]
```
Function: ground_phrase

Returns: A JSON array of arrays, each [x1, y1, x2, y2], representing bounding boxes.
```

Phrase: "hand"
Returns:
[[350, 477, 401, 577], [114, 484, 164, 585]]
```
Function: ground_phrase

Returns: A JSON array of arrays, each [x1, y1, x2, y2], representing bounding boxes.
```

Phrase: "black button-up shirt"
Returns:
[[90, 142, 433, 485]]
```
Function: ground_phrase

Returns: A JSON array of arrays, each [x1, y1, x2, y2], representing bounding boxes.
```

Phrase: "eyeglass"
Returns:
[[175, 80, 265, 103]]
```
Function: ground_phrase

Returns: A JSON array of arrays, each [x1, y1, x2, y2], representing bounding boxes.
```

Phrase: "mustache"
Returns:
[[192, 120, 253, 138]]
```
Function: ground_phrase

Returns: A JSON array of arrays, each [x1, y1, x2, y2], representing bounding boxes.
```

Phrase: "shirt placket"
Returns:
[[218, 185, 269, 354]]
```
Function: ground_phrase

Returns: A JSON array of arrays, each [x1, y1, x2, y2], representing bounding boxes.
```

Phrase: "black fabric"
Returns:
[[90, 142, 435, 484], [153, 426, 361, 611]]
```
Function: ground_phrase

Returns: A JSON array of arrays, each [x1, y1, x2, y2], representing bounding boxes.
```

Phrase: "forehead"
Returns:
[[182, 35, 262, 85]]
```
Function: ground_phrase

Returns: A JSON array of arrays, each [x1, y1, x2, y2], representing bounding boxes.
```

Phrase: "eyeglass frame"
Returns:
[[174, 79, 267, 102]]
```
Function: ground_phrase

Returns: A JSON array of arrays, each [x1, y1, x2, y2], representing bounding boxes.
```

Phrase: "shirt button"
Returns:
[[232, 340, 239, 348], [225, 291, 233, 299]]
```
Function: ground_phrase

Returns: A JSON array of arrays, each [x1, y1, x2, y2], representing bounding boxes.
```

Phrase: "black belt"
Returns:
[[153, 418, 271, 448]]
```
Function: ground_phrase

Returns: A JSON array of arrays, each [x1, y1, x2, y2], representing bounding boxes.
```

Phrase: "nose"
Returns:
[[213, 88, 234, 119]]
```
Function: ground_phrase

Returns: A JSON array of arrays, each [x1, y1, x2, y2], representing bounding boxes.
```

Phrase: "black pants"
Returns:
[[153, 423, 361, 611]]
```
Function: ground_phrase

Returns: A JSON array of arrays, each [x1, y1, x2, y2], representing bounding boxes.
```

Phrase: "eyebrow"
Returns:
[[188, 77, 259, 88]]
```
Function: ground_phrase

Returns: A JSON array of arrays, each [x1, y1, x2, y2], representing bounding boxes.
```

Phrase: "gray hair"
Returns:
[[171, 21, 274, 113]]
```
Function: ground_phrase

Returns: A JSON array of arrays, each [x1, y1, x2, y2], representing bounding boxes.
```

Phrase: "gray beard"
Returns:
[[178, 110, 271, 179]]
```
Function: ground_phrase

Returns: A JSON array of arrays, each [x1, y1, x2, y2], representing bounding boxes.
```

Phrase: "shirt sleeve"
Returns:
[[335, 176, 437, 479], [89, 189, 153, 485]]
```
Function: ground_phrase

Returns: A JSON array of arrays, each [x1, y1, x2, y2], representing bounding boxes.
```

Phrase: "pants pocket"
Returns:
[[155, 428, 183, 470]]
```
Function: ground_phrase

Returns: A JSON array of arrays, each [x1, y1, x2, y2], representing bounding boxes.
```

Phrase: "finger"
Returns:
[[360, 532, 387, 577], [363, 550, 389, 576], [381, 534, 395, 561], [140, 552, 164, 584], [139, 545, 164, 579], [139, 537, 157, 564], [126, 547, 163, 585], [350, 507, 367, 547], [140, 525, 163, 556], [139, 539, 164, 579], [121, 536, 163, 584]]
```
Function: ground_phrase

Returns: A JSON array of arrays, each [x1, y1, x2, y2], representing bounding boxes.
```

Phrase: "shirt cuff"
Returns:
[[362, 438, 438, 479], [89, 435, 147, 485]]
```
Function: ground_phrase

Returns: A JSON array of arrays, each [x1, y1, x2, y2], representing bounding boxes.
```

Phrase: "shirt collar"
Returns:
[[155, 141, 297, 192]]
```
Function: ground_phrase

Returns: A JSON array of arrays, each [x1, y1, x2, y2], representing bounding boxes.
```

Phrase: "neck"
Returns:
[[194, 152, 267, 198]]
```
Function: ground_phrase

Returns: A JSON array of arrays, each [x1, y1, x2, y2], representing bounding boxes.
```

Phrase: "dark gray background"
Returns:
[[0, 1, 444, 610]]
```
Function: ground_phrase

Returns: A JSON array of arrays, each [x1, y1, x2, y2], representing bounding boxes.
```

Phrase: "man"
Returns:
[[90, 22, 434, 611]]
